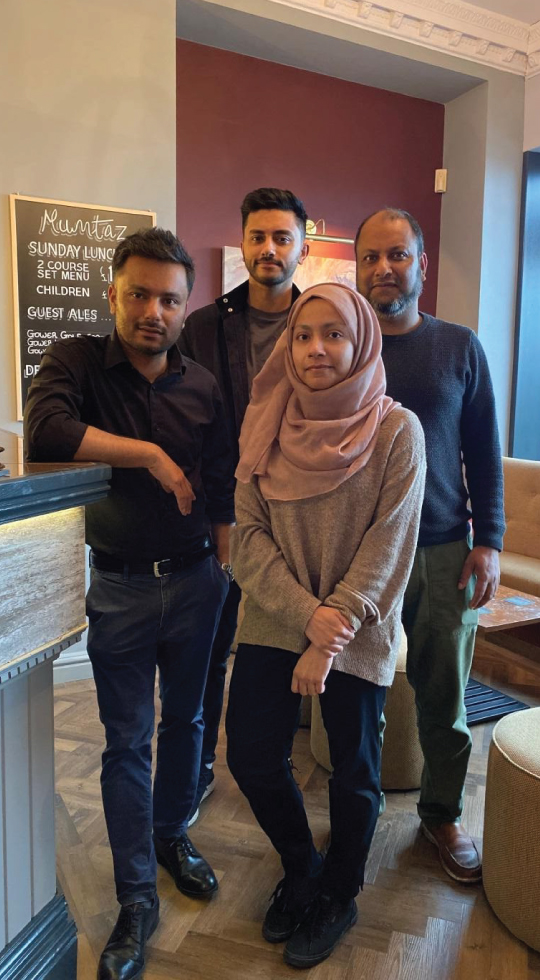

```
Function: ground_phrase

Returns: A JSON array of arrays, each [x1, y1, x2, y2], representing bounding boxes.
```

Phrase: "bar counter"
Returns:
[[0, 457, 110, 980]]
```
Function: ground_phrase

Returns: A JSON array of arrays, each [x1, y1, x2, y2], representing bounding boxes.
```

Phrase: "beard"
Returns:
[[369, 270, 424, 319], [249, 261, 290, 287], [115, 316, 176, 357], [129, 337, 169, 356]]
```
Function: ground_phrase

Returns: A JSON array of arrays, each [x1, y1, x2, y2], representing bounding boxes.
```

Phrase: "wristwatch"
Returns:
[[220, 562, 234, 582]]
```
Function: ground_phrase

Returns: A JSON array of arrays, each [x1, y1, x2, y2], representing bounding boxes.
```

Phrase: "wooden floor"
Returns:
[[54, 665, 540, 980]]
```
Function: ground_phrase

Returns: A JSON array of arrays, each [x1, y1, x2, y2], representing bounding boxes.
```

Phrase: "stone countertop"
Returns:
[[0, 459, 111, 527]]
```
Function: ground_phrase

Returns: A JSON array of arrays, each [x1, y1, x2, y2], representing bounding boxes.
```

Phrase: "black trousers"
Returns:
[[200, 579, 242, 768], [86, 557, 227, 904], [226, 643, 386, 899]]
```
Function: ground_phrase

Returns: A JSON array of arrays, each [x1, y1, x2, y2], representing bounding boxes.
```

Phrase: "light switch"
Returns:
[[435, 169, 448, 193]]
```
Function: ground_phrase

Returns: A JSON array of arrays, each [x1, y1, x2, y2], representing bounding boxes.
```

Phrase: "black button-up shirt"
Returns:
[[24, 331, 235, 560]]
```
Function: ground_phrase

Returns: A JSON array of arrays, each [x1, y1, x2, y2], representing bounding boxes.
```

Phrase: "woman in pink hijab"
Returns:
[[226, 283, 425, 968]]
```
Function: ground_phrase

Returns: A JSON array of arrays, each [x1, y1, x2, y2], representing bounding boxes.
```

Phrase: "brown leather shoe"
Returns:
[[421, 821, 482, 884]]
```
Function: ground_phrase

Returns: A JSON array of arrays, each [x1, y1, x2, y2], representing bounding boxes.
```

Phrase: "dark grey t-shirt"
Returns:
[[246, 305, 290, 389]]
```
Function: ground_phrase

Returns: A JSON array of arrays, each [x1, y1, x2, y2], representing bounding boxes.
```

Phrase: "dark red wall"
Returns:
[[176, 39, 444, 313]]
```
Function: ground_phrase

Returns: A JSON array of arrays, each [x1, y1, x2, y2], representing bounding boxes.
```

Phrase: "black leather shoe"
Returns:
[[284, 893, 357, 968], [97, 897, 159, 980], [154, 833, 218, 898]]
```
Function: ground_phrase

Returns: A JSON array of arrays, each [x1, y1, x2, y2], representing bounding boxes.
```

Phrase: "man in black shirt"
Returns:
[[179, 188, 309, 821], [355, 208, 505, 885], [25, 229, 235, 980]]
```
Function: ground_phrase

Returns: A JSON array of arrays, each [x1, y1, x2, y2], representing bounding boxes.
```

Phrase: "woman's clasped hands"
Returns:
[[292, 606, 355, 696]]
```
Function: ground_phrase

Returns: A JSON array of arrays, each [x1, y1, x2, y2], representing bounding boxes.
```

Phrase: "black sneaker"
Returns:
[[262, 861, 323, 944], [187, 767, 215, 827], [284, 892, 357, 968], [263, 877, 303, 943], [98, 897, 159, 980]]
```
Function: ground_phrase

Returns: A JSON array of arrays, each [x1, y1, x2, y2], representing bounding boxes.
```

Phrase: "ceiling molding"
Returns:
[[528, 20, 540, 77], [269, 0, 540, 77]]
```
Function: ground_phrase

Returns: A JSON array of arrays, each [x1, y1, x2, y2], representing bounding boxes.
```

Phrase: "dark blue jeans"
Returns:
[[200, 579, 242, 768], [86, 555, 228, 905], [226, 644, 386, 899]]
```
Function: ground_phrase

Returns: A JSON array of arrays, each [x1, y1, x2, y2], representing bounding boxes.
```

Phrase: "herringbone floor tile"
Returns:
[[54, 671, 540, 979]]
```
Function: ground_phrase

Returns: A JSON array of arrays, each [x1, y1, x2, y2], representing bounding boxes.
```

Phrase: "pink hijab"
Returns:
[[235, 282, 397, 500]]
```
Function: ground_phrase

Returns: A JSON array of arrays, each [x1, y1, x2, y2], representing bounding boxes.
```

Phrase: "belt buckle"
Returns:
[[153, 558, 173, 578]]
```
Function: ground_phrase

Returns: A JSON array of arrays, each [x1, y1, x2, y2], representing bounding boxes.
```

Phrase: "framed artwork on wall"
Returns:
[[222, 246, 356, 295]]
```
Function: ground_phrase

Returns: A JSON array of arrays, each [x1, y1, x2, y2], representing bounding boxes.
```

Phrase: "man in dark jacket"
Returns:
[[179, 187, 309, 819]]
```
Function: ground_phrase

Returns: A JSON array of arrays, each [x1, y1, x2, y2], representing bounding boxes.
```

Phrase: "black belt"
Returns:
[[89, 537, 215, 578]]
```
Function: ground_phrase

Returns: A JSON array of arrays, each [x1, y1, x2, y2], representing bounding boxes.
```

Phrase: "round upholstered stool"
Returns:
[[483, 707, 540, 952], [310, 630, 424, 790]]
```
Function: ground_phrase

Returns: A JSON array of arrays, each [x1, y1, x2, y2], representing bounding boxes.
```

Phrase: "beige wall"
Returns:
[[524, 73, 540, 151], [438, 72, 524, 449], [478, 71, 524, 447], [0, 0, 177, 457], [0, 0, 526, 455], [437, 84, 488, 334]]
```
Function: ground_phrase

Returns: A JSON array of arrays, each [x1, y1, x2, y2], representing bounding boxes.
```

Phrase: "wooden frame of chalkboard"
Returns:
[[10, 195, 156, 419]]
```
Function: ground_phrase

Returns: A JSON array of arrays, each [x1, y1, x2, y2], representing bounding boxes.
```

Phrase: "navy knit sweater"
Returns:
[[381, 314, 505, 551]]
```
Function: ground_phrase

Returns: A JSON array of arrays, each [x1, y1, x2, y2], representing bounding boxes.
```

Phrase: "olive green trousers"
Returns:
[[402, 536, 478, 824]]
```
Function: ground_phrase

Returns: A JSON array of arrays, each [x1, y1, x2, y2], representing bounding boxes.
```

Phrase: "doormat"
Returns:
[[465, 678, 529, 726]]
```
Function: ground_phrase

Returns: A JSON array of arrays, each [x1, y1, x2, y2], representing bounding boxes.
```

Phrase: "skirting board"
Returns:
[[53, 649, 93, 685], [0, 893, 76, 980]]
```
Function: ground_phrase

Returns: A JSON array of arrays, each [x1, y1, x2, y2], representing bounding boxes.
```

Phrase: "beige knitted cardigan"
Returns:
[[230, 407, 426, 687]]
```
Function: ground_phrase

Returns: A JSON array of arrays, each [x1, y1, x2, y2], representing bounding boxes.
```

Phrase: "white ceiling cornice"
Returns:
[[265, 0, 540, 77], [529, 20, 540, 73]]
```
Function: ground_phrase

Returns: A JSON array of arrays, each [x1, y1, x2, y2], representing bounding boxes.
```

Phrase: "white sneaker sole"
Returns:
[[200, 778, 215, 804], [187, 777, 215, 828]]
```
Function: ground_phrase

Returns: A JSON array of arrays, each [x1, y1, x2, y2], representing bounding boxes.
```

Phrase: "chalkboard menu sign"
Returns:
[[10, 195, 156, 417]]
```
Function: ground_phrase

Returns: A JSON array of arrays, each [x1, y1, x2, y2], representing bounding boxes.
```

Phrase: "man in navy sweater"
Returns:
[[355, 208, 505, 884]]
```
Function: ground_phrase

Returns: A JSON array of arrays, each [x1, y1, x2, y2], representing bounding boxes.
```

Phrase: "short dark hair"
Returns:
[[354, 208, 425, 257], [112, 227, 195, 294], [240, 187, 308, 235]]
